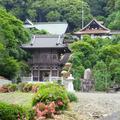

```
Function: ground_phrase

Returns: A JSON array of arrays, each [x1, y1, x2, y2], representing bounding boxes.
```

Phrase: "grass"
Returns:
[[0, 92, 79, 120], [0, 92, 34, 108]]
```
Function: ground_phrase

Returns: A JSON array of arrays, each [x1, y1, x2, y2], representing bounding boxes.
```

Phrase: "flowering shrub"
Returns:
[[32, 83, 69, 111], [33, 99, 65, 119], [33, 102, 56, 119]]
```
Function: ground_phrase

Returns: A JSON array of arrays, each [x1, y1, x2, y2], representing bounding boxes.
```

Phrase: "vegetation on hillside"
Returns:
[[0, 0, 92, 31], [0, 0, 120, 30], [69, 35, 120, 91], [0, 8, 30, 81]]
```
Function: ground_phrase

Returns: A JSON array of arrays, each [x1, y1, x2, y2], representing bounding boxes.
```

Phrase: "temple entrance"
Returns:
[[39, 70, 50, 81], [32, 66, 59, 82]]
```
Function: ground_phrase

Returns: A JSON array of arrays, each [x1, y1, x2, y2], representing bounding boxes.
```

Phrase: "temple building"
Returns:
[[74, 19, 111, 39], [22, 34, 70, 82], [21, 20, 71, 82]]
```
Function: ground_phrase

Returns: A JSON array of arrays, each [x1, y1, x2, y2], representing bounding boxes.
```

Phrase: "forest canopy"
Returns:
[[0, 0, 120, 30], [0, 0, 91, 31]]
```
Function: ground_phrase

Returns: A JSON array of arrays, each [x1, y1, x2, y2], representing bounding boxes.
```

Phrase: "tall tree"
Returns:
[[85, 0, 107, 17], [106, 0, 120, 30], [0, 8, 30, 80]]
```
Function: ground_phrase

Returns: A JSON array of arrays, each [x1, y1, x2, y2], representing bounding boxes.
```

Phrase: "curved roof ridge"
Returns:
[[80, 19, 110, 32]]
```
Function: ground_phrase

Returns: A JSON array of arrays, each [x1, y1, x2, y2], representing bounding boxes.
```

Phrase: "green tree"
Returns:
[[93, 61, 111, 91], [85, 0, 107, 17], [99, 44, 120, 64], [0, 57, 20, 80], [0, 8, 30, 80], [46, 11, 61, 21], [109, 59, 120, 84], [107, 11, 120, 30]]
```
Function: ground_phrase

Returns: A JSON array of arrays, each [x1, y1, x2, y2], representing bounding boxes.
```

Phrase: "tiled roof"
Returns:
[[24, 22, 68, 35], [74, 19, 110, 35], [22, 35, 67, 49]]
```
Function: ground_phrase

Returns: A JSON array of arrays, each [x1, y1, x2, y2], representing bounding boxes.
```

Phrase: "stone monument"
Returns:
[[81, 68, 94, 92], [84, 68, 92, 80]]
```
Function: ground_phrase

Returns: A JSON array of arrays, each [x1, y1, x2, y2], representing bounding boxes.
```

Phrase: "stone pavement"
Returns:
[[102, 112, 120, 120]]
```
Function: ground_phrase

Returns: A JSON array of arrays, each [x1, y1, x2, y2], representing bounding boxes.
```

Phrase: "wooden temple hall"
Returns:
[[22, 35, 71, 82], [74, 19, 111, 39]]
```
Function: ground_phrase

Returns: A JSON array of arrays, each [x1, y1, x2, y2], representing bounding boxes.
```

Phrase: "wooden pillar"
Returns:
[[38, 65, 40, 82], [57, 67, 59, 77], [31, 67, 33, 82], [49, 67, 52, 82]]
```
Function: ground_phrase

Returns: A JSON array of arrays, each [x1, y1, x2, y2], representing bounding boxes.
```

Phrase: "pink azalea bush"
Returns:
[[32, 83, 69, 119], [33, 101, 64, 119]]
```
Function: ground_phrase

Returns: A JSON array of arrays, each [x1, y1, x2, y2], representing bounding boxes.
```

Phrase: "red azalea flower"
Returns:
[[36, 109, 44, 117], [50, 108, 55, 113], [57, 100, 63, 106]]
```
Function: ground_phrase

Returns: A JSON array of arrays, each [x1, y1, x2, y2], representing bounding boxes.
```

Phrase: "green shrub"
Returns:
[[0, 85, 9, 93], [93, 61, 112, 91], [0, 102, 31, 120], [95, 80, 107, 91], [17, 82, 27, 92], [7, 84, 17, 92], [17, 83, 33, 92], [73, 79, 81, 91], [31, 83, 41, 93], [0, 84, 17, 93], [67, 92, 78, 102], [28, 109, 36, 120], [23, 83, 33, 92], [57, 80, 62, 85], [32, 83, 69, 110]]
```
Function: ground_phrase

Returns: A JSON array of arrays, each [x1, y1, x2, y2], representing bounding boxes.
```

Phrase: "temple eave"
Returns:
[[74, 31, 110, 35]]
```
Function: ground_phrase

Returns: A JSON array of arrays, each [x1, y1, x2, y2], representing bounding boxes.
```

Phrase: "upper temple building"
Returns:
[[74, 19, 112, 39]]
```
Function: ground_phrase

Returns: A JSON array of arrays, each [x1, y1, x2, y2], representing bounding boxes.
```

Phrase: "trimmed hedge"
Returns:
[[67, 92, 78, 102], [0, 102, 34, 120], [0, 83, 41, 93], [32, 83, 69, 110]]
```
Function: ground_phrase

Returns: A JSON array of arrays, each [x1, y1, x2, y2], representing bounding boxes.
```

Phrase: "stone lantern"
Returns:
[[61, 70, 67, 84], [65, 74, 75, 92], [61, 70, 68, 78], [65, 62, 72, 67]]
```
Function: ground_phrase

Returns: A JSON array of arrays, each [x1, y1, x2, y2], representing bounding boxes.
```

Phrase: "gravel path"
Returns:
[[102, 112, 120, 120], [73, 92, 120, 120]]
